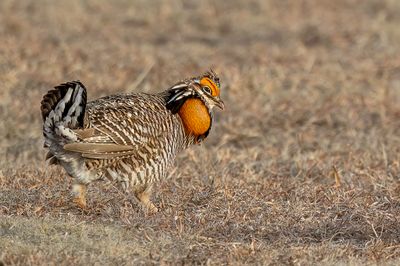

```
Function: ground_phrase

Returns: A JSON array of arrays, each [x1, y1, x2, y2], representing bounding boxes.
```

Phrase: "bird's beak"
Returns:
[[215, 97, 225, 110]]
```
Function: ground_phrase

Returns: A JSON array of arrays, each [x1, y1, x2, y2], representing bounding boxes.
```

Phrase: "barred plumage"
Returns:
[[40, 71, 224, 213]]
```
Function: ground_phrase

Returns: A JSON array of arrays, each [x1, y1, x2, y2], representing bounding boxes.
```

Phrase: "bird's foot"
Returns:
[[135, 188, 158, 214], [72, 183, 87, 209], [144, 201, 159, 214], [73, 196, 87, 209]]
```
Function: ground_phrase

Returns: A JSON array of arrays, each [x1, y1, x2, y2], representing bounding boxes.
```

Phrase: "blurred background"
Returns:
[[1, 0, 400, 264], [1, 0, 400, 167]]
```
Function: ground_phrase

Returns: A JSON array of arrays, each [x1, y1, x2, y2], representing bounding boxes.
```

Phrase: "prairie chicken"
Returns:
[[40, 70, 224, 213]]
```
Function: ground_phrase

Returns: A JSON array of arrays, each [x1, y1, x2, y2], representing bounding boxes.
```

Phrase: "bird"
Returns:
[[40, 70, 224, 213]]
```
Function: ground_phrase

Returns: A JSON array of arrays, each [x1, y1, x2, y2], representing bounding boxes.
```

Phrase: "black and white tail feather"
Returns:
[[40, 81, 87, 164]]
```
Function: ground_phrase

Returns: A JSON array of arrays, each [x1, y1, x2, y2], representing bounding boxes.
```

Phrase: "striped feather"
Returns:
[[41, 71, 221, 207]]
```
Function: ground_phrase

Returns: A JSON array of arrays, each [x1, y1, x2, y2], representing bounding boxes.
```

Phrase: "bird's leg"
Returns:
[[72, 182, 87, 209], [135, 185, 158, 214]]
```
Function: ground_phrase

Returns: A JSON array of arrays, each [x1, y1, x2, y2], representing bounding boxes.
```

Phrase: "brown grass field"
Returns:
[[1, 0, 400, 265]]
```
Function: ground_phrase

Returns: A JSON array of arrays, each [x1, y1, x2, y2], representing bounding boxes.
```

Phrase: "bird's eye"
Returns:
[[202, 86, 212, 95]]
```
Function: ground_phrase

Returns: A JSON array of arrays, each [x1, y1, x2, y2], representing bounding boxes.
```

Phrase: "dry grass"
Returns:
[[1, 0, 400, 265]]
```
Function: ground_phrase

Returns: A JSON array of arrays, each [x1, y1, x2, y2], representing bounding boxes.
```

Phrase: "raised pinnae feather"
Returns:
[[165, 87, 196, 114]]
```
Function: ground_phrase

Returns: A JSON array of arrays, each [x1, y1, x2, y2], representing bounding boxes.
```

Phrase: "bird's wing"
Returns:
[[63, 95, 168, 159], [63, 142, 137, 159]]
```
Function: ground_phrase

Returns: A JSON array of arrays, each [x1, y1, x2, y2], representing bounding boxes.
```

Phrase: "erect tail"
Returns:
[[41, 81, 87, 148]]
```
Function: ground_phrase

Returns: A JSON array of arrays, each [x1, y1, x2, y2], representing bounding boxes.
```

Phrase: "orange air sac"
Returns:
[[178, 98, 211, 136]]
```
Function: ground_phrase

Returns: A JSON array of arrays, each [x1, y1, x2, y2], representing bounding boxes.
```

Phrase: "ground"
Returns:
[[1, 0, 400, 265]]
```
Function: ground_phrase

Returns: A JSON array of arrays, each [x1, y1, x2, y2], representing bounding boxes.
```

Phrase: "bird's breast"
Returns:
[[178, 98, 211, 136]]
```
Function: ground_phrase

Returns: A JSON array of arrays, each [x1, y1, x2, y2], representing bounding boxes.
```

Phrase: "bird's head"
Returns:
[[165, 70, 224, 113]]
